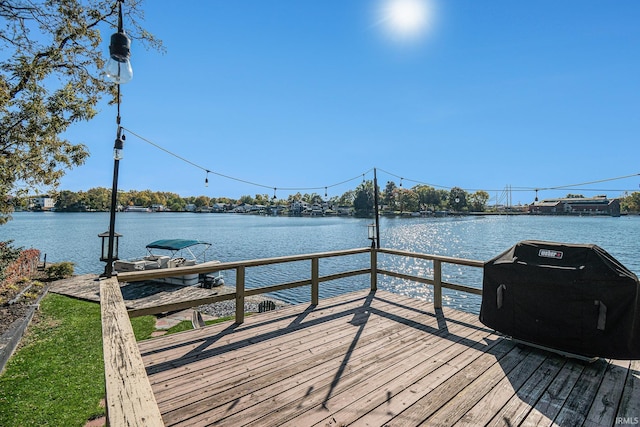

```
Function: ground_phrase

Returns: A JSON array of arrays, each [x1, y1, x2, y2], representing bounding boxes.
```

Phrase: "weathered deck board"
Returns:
[[135, 290, 638, 427], [100, 277, 164, 426], [50, 273, 233, 310]]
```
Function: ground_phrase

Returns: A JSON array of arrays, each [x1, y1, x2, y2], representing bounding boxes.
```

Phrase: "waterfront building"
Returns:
[[529, 195, 621, 216]]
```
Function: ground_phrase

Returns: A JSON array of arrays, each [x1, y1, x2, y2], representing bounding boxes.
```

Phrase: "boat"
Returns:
[[113, 239, 224, 287]]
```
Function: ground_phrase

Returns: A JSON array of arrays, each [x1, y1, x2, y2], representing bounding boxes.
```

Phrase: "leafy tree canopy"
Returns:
[[0, 0, 161, 224]]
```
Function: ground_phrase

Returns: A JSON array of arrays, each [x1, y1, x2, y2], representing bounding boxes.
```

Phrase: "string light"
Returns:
[[205, 170, 209, 187], [120, 128, 639, 197]]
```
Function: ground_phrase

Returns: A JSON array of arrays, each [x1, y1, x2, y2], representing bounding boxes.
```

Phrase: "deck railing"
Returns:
[[115, 247, 484, 319], [102, 247, 485, 426], [376, 248, 484, 308]]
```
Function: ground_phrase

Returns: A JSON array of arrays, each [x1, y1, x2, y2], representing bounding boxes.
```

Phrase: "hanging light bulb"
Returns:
[[113, 135, 124, 160], [325, 187, 328, 199], [105, 2, 133, 84], [273, 188, 277, 201], [400, 178, 403, 187], [205, 171, 209, 187]]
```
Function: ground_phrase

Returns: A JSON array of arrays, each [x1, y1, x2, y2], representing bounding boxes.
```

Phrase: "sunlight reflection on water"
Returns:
[[3, 213, 640, 315]]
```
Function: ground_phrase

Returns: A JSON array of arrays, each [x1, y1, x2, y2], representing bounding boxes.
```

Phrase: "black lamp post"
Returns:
[[102, 0, 132, 277], [368, 223, 377, 249]]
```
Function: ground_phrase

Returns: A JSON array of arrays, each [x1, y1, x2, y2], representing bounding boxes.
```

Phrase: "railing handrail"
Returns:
[[101, 246, 486, 425], [377, 247, 485, 268], [116, 247, 371, 283], [100, 277, 164, 426], [116, 246, 484, 317]]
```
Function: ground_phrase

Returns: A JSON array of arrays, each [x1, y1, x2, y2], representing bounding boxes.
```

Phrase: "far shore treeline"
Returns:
[[12, 182, 640, 216]]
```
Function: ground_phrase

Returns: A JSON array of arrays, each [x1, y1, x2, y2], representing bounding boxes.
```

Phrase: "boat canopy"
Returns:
[[145, 239, 211, 251]]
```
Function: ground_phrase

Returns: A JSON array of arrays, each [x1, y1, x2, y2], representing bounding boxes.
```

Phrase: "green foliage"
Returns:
[[45, 262, 75, 280], [468, 190, 490, 212], [621, 192, 640, 213], [0, 294, 105, 426], [449, 187, 467, 211], [0, 1, 162, 224], [353, 180, 376, 217]]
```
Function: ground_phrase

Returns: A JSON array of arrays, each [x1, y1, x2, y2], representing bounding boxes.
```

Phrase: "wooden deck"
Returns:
[[137, 290, 640, 427], [50, 274, 235, 312]]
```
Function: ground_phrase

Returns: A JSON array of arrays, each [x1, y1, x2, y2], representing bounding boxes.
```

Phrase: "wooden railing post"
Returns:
[[370, 247, 377, 292], [235, 266, 245, 324], [311, 257, 319, 305], [433, 259, 442, 309]]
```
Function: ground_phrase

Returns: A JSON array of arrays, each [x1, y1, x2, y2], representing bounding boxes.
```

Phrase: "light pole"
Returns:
[[102, 0, 132, 277]]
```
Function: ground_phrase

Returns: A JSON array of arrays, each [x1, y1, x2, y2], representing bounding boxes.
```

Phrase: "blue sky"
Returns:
[[60, 0, 640, 205]]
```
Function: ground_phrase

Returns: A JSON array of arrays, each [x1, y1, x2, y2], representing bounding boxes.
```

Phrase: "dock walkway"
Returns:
[[49, 274, 234, 312], [137, 289, 640, 426]]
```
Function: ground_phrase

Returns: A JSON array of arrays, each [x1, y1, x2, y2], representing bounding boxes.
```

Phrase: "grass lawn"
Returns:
[[0, 293, 155, 427]]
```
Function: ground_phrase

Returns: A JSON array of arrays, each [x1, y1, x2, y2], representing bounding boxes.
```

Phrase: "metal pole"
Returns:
[[373, 167, 380, 249], [105, 81, 122, 278], [105, 156, 120, 277]]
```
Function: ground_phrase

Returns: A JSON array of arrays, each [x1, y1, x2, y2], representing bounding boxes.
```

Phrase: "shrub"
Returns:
[[45, 262, 74, 280], [0, 240, 22, 283]]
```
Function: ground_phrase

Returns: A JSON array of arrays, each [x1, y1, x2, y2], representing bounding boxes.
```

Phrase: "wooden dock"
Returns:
[[136, 290, 640, 427], [49, 274, 235, 312]]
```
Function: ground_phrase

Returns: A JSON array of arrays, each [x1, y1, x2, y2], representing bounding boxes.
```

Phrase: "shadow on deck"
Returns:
[[136, 290, 640, 427]]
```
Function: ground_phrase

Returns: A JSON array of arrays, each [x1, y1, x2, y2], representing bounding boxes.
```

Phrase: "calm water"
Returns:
[[2, 212, 639, 313]]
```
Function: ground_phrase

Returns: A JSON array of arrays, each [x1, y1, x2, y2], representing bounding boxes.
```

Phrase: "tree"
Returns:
[[397, 188, 419, 213], [55, 190, 86, 211], [621, 192, 640, 213], [353, 180, 375, 217], [382, 181, 397, 209], [239, 195, 253, 205], [336, 190, 355, 206], [448, 187, 467, 211], [0, 1, 161, 224], [194, 195, 210, 208], [85, 187, 111, 211], [468, 190, 490, 212]]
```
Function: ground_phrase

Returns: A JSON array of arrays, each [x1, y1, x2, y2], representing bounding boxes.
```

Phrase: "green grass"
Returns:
[[0, 294, 156, 427], [165, 315, 235, 335]]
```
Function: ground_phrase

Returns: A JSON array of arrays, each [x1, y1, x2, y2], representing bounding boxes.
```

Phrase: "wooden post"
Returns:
[[370, 247, 377, 292], [433, 259, 442, 309], [235, 266, 245, 324], [311, 257, 319, 305]]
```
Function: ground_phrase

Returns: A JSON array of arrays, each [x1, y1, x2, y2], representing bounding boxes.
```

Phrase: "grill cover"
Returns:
[[480, 240, 640, 359]]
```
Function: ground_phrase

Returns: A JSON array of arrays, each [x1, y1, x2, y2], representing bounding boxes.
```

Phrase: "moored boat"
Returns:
[[113, 239, 224, 287]]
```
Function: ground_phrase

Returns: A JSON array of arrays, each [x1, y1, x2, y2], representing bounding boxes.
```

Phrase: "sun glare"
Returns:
[[376, 0, 434, 43]]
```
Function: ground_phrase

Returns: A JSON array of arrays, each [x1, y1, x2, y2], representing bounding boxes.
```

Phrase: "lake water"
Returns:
[[2, 212, 639, 313]]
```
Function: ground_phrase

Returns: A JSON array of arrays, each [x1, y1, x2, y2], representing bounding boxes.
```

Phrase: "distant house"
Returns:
[[211, 203, 228, 213], [29, 195, 55, 211], [232, 203, 252, 213], [336, 206, 353, 216], [529, 196, 620, 216], [289, 200, 309, 216]]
